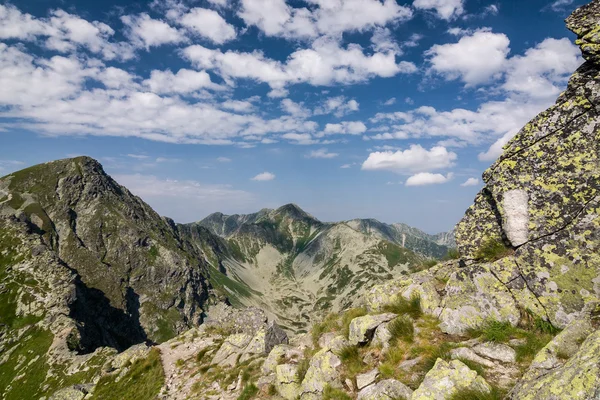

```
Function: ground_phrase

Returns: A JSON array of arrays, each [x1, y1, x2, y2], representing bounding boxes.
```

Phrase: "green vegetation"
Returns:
[[420, 342, 453, 374], [148, 245, 159, 263], [92, 348, 165, 400], [338, 345, 365, 377], [323, 385, 353, 400], [296, 357, 311, 382], [237, 383, 259, 400], [376, 241, 419, 268], [388, 316, 415, 344], [468, 320, 515, 343], [456, 358, 487, 378], [448, 387, 505, 400], [443, 248, 461, 260], [474, 239, 513, 262], [311, 313, 341, 346], [382, 295, 422, 319], [0, 328, 53, 400]]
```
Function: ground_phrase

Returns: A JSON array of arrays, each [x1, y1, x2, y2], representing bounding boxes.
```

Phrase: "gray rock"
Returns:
[[356, 368, 379, 390], [357, 379, 413, 400], [451, 347, 495, 368], [348, 313, 397, 345], [300, 349, 342, 399], [412, 359, 491, 400], [276, 364, 301, 400], [472, 343, 516, 364]]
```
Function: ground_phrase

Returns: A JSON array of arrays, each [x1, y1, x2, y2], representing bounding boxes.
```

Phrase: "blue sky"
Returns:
[[0, 0, 586, 233]]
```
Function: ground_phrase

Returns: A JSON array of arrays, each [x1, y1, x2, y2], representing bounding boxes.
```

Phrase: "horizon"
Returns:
[[0, 0, 586, 233]]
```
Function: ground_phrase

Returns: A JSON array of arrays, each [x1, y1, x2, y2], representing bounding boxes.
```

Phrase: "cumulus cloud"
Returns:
[[413, 0, 464, 20], [238, 0, 412, 40], [406, 172, 454, 186], [281, 99, 311, 118], [251, 172, 276, 181], [144, 68, 224, 94], [460, 177, 480, 186], [426, 28, 510, 86], [306, 148, 339, 159], [182, 37, 416, 90], [179, 8, 236, 44], [322, 121, 367, 136], [361, 145, 457, 173], [121, 13, 185, 49], [314, 96, 360, 117]]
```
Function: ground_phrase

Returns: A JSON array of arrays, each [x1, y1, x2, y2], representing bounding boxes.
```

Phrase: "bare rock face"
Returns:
[[453, 0, 600, 329]]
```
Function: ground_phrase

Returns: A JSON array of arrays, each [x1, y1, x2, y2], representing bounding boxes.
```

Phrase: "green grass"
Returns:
[[341, 307, 368, 337], [456, 358, 486, 378], [237, 383, 259, 400], [420, 342, 453, 374], [91, 348, 165, 400], [0, 327, 53, 400], [382, 295, 422, 320], [443, 248, 461, 260], [296, 357, 311, 382], [448, 387, 505, 400], [514, 332, 553, 363], [311, 313, 341, 347], [474, 239, 513, 262], [388, 316, 415, 344], [323, 385, 352, 400], [468, 320, 515, 343], [338, 345, 365, 377]]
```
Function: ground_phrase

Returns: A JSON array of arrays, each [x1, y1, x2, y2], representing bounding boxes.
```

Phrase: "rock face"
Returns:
[[453, 0, 600, 329]]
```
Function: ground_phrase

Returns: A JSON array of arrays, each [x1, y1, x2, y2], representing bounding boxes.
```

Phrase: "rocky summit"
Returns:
[[1, 1, 600, 400]]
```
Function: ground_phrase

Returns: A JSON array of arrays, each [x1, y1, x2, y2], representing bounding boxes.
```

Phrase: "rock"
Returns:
[[263, 345, 302, 375], [411, 359, 492, 400], [110, 343, 151, 370], [275, 364, 301, 400], [450, 347, 495, 368], [472, 343, 517, 364], [372, 323, 392, 351], [357, 379, 413, 400], [265, 321, 289, 354], [319, 333, 349, 355], [509, 330, 600, 399], [344, 378, 355, 392], [240, 323, 289, 363], [300, 349, 342, 399], [256, 374, 275, 391], [398, 356, 422, 371], [49, 386, 87, 400], [356, 368, 379, 390], [211, 333, 253, 367], [348, 313, 397, 345], [438, 261, 520, 335]]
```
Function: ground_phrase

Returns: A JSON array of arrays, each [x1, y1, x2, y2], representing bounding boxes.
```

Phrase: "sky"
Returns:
[[0, 0, 587, 233]]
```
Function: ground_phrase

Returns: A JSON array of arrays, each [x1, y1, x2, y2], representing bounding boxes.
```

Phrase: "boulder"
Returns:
[[348, 313, 397, 345], [319, 333, 349, 355], [509, 330, 600, 399], [356, 368, 379, 390], [276, 364, 302, 400], [211, 333, 253, 367], [263, 344, 302, 375], [472, 343, 517, 364], [357, 379, 413, 400], [411, 359, 492, 400], [300, 349, 342, 399]]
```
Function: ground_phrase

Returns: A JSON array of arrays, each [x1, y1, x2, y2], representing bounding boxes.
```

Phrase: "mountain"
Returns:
[[191, 204, 430, 330]]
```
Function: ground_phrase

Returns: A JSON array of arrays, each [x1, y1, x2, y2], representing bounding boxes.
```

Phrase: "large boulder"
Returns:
[[276, 364, 302, 400], [411, 359, 492, 400], [348, 313, 397, 345], [357, 379, 413, 400], [509, 329, 600, 399], [300, 349, 343, 399]]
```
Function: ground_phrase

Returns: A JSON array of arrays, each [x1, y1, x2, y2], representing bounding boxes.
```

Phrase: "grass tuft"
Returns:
[[338, 345, 365, 377], [323, 385, 352, 400], [236, 383, 258, 400], [474, 239, 513, 262], [296, 358, 310, 382], [468, 320, 515, 343], [382, 295, 422, 320], [388, 316, 415, 344]]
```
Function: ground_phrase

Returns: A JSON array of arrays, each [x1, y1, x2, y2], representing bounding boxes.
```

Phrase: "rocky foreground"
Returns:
[[2, 1, 600, 399]]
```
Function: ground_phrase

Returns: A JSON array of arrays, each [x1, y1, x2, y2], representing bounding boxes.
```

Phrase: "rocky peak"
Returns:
[[567, 0, 600, 63]]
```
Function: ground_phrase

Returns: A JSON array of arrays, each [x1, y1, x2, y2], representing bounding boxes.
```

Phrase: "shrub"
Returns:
[[388, 316, 415, 344], [237, 383, 258, 400], [383, 295, 422, 320], [474, 239, 513, 262]]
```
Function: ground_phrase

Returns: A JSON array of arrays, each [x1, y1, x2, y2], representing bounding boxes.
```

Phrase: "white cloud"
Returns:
[[251, 172, 276, 181], [306, 148, 339, 159], [314, 96, 360, 117], [413, 0, 465, 20], [0, 5, 134, 60], [207, 0, 231, 6], [179, 8, 236, 44], [121, 13, 185, 49], [548, 0, 574, 12], [383, 97, 396, 106], [502, 38, 581, 99], [426, 28, 510, 86], [127, 154, 150, 159], [221, 99, 256, 113], [238, 0, 412, 40], [144, 68, 224, 94], [460, 177, 480, 186], [323, 121, 367, 135], [340, 163, 354, 169], [406, 172, 454, 186], [281, 133, 319, 145], [281, 99, 311, 118], [362, 145, 457, 173], [113, 173, 254, 222], [182, 37, 416, 90], [371, 27, 400, 53], [217, 157, 232, 162]]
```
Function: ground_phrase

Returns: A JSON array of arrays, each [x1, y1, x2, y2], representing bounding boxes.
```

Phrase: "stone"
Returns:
[[502, 189, 529, 247], [356, 368, 379, 390], [411, 359, 492, 400], [275, 364, 301, 400], [319, 333, 349, 355], [300, 349, 342, 399], [49, 387, 86, 400], [262, 345, 302, 375], [509, 330, 600, 400], [348, 313, 397, 345], [372, 323, 392, 351], [357, 379, 413, 400], [450, 347, 495, 368], [472, 343, 517, 364], [211, 333, 253, 367], [256, 374, 275, 391]]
